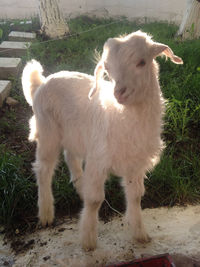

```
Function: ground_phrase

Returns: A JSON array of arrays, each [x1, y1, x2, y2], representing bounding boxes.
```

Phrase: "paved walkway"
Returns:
[[0, 30, 36, 107], [1, 205, 200, 266]]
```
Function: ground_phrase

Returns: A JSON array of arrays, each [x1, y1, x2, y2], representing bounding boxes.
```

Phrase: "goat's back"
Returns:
[[32, 71, 110, 158]]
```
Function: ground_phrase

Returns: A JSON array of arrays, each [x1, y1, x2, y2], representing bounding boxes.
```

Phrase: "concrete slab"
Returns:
[[8, 31, 36, 42], [0, 41, 31, 57], [0, 80, 11, 107], [0, 57, 22, 79], [11, 205, 200, 267]]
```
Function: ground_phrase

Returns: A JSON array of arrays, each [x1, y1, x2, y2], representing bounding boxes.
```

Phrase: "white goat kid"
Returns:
[[22, 31, 183, 251]]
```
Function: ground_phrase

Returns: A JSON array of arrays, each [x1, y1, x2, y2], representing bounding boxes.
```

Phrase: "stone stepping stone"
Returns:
[[0, 80, 11, 107], [0, 58, 22, 79], [0, 41, 31, 57], [8, 31, 36, 42]]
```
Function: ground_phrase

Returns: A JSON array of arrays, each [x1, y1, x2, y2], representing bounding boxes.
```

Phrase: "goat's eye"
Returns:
[[136, 59, 146, 67]]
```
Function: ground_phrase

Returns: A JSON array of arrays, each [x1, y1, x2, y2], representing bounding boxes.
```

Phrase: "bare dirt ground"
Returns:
[[1, 205, 200, 267]]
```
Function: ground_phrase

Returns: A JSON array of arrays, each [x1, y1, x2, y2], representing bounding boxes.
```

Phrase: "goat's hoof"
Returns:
[[135, 234, 151, 244], [81, 236, 97, 251], [39, 213, 54, 227], [82, 243, 96, 252], [39, 218, 54, 227]]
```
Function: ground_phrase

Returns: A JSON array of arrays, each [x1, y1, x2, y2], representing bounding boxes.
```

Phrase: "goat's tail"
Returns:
[[22, 60, 45, 106]]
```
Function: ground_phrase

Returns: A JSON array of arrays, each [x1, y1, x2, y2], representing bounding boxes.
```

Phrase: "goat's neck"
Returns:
[[126, 80, 162, 114]]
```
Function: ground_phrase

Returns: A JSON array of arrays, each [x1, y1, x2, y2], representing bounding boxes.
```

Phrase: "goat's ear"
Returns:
[[152, 42, 183, 64], [88, 61, 104, 99]]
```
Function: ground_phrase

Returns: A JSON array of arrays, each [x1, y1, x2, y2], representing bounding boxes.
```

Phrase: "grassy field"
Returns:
[[0, 16, 200, 233]]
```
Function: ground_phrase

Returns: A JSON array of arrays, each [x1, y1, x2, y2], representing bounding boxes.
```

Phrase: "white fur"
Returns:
[[22, 31, 183, 251]]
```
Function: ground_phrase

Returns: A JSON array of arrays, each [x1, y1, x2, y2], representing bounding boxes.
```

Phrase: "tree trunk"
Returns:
[[177, 0, 200, 39], [39, 0, 69, 39]]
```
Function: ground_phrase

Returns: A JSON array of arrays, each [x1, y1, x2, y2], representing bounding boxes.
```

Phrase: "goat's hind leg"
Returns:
[[124, 175, 151, 243], [34, 134, 60, 227], [64, 151, 83, 197]]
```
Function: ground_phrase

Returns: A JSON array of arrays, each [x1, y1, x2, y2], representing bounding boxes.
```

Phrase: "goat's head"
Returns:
[[89, 31, 183, 105]]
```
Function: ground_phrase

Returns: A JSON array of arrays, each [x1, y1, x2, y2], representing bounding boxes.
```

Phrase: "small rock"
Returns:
[[6, 97, 19, 106], [58, 227, 66, 232], [40, 241, 47, 247], [25, 20, 32, 24], [43, 256, 51, 261]]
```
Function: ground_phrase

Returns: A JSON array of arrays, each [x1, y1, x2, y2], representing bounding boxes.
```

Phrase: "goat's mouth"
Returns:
[[114, 87, 132, 104]]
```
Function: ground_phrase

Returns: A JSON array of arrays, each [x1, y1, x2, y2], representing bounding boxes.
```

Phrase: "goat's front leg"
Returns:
[[80, 160, 106, 251], [124, 176, 151, 243]]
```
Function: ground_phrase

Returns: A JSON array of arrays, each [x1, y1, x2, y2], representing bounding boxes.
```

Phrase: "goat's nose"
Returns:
[[114, 87, 127, 98]]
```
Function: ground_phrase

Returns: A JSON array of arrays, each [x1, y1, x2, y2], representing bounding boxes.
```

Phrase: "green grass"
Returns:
[[0, 16, 200, 231], [0, 145, 37, 228]]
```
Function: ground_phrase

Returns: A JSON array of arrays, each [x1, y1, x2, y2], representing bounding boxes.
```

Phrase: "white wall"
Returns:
[[0, 0, 186, 24]]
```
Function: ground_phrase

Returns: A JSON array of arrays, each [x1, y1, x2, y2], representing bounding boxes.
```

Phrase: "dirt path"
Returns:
[[1, 205, 200, 266]]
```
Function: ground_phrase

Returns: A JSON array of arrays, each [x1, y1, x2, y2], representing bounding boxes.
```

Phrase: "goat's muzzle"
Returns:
[[114, 87, 128, 104]]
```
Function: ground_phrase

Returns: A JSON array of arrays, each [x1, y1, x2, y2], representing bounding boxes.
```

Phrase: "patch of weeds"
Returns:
[[165, 98, 193, 143], [0, 145, 37, 229], [144, 149, 200, 207], [53, 159, 81, 216], [0, 108, 18, 133], [0, 22, 11, 42], [0, 28, 3, 39]]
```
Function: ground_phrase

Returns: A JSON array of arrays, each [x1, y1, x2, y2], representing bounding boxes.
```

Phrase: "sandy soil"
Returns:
[[1, 205, 200, 267]]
